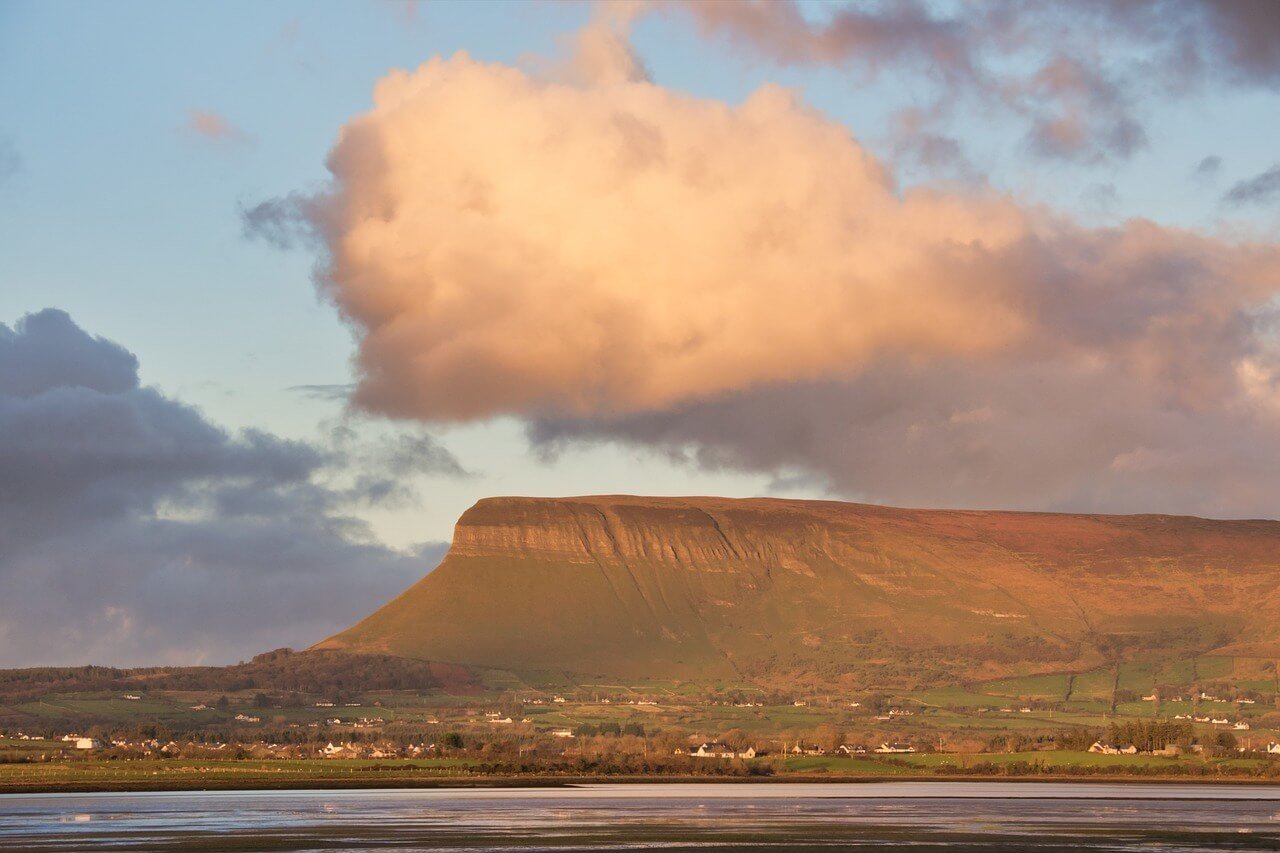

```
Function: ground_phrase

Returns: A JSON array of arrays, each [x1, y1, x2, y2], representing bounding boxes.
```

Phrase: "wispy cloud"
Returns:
[[645, 0, 1280, 165], [184, 110, 251, 145], [1223, 164, 1280, 206], [1195, 155, 1223, 176], [288, 383, 355, 401]]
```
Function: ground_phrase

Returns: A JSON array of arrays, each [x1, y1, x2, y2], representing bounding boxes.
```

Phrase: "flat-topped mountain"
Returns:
[[317, 496, 1280, 685]]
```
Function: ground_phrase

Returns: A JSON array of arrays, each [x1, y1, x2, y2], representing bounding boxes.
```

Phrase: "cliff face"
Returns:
[[317, 496, 1280, 683]]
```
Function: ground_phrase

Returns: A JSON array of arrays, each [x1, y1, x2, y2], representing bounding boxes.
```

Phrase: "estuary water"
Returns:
[[2, 781, 1280, 851]]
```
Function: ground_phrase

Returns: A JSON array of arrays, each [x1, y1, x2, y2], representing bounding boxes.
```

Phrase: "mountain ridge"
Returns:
[[317, 495, 1280, 685]]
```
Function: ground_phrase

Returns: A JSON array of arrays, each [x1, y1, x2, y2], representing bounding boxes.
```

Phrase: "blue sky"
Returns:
[[2, 0, 1279, 663], [4, 0, 1275, 546], [1, 0, 791, 551]]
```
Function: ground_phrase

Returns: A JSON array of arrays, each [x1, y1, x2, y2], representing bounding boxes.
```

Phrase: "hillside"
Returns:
[[317, 496, 1280, 685]]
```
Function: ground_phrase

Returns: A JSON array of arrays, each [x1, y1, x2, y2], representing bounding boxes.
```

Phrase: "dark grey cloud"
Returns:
[[0, 309, 450, 667], [1196, 0, 1280, 84], [530, 358, 1280, 521], [660, 0, 1280, 165], [1223, 164, 1280, 206]]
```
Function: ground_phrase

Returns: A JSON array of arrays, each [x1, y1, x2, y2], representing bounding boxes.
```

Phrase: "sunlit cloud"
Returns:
[[244, 9, 1280, 518]]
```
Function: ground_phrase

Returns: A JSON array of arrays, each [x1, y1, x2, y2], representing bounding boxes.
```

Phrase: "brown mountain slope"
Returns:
[[316, 496, 1280, 684]]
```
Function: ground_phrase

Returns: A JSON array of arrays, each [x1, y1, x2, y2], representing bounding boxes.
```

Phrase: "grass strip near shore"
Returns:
[[3, 751, 1279, 794]]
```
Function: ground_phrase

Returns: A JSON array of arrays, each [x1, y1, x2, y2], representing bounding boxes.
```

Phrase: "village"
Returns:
[[4, 671, 1280, 783]]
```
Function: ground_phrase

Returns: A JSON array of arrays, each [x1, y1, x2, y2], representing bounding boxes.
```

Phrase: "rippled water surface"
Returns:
[[3, 782, 1280, 851]]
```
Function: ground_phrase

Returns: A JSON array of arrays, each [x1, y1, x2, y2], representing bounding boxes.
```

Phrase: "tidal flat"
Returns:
[[3, 782, 1280, 851]]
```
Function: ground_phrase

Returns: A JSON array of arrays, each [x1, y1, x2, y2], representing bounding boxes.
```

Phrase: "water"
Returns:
[[2, 782, 1280, 850]]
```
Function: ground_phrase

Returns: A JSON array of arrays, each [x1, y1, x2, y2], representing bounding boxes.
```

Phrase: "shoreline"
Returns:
[[6, 772, 1280, 796]]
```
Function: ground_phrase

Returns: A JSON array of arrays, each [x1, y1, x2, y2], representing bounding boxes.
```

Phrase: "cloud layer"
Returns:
[[248, 17, 1280, 519], [0, 309, 450, 666]]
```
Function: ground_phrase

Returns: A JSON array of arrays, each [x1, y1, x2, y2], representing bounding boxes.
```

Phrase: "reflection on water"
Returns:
[[2, 782, 1279, 851]]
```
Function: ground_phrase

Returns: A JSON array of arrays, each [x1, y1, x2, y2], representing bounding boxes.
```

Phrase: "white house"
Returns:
[[692, 742, 756, 758], [875, 742, 916, 754], [73, 737, 102, 750], [692, 742, 736, 758], [1088, 742, 1137, 755], [550, 729, 575, 738], [1267, 743, 1280, 755], [1233, 721, 1250, 730]]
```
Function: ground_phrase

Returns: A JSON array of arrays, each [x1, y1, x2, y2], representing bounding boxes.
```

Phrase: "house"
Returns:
[[122, 694, 141, 701], [888, 708, 913, 716], [1267, 743, 1280, 755], [1087, 742, 1137, 755], [1210, 718, 1230, 725], [234, 713, 260, 722], [73, 737, 102, 750], [692, 742, 756, 759], [322, 742, 348, 756], [835, 744, 867, 756], [692, 742, 736, 758], [875, 742, 915, 754], [549, 729, 575, 738], [1234, 721, 1250, 730], [552, 696, 567, 703]]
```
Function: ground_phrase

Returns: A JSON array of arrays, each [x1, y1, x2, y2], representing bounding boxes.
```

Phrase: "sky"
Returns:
[[1, 0, 1279, 666]]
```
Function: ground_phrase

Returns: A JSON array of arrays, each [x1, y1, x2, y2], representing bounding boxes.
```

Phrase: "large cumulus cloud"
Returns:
[[0, 309, 450, 666], [248, 32, 1280, 519]]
